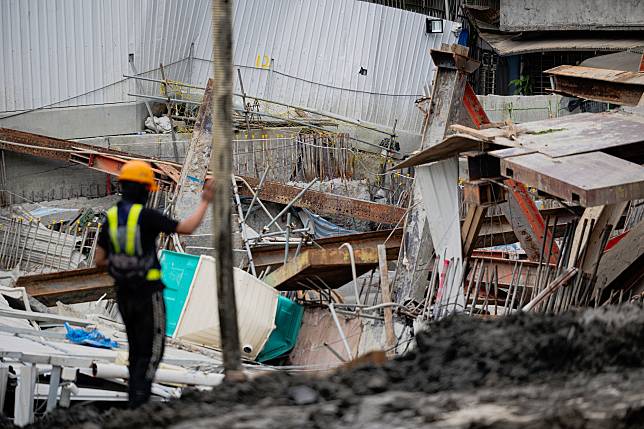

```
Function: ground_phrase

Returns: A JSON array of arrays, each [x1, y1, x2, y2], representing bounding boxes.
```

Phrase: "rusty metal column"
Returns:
[[211, 0, 244, 380], [393, 46, 479, 306]]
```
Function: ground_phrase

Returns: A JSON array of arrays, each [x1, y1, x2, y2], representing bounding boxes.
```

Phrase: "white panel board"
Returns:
[[174, 256, 278, 360], [416, 158, 464, 316]]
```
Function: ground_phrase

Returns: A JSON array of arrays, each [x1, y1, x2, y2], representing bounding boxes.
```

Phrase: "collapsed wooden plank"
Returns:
[[476, 112, 644, 159], [595, 218, 644, 295], [392, 133, 490, 170], [0, 308, 93, 327]]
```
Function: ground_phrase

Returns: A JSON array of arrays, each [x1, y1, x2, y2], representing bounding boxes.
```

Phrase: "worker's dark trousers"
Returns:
[[117, 287, 166, 408]]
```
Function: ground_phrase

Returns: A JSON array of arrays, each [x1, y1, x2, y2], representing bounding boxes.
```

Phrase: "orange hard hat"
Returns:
[[118, 160, 158, 191]]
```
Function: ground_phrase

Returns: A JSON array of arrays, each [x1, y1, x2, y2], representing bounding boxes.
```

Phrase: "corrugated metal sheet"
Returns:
[[1, 0, 458, 134], [0, 0, 203, 113], [193, 0, 459, 133]]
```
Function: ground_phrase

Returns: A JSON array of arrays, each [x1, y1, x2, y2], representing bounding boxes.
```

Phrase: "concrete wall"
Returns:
[[3, 128, 305, 207], [478, 94, 566, 123], [1, 153, 111, 206], [500, 0, 644, 31], [79, 133, 192, 162], [0, 102, 149, 140]]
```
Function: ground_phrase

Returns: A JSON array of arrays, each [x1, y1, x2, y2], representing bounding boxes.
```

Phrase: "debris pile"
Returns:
[[24, 305, 644, 429], [1, 0, 644, 426]]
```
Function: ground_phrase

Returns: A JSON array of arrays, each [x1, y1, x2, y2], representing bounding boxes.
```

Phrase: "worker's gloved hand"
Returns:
[[202, 179, 215, 203]]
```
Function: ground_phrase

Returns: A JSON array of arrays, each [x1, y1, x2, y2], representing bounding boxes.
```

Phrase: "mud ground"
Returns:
[[19, 305, 644, 428]]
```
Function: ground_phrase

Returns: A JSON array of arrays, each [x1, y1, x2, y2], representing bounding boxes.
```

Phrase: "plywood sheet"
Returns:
[[393, 134, 489, 169]]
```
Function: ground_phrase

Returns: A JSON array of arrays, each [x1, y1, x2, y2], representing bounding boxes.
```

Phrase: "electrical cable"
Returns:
[[0, 56, 189, 121], [193, 58, 425, 98]]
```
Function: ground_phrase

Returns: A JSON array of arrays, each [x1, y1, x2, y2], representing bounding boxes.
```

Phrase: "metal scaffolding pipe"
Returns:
[[92, 363, 224, 387]]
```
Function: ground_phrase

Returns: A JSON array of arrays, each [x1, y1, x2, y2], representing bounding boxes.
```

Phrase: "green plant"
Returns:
[[509, 75, 533, 96]]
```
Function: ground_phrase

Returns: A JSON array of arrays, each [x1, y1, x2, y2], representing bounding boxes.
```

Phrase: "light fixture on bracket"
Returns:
[[426, 18, 443, 34], [358, 67, 368, 76]]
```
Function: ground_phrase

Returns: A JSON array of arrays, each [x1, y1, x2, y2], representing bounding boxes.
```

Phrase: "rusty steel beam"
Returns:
[[501, 179, 560, 263], [15, 267, 114, 306], [238, 176, 406, 225], [546, 65, 644, 106], [456, 84, 560, 265], [0, 128, 406, 225], [0, 127, 137, 161], [252, 228, 403, 272], [252, 207, 575, 272], [0, 127, 178, 189]]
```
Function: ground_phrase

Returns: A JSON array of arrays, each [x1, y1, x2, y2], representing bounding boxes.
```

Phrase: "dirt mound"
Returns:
[[22, 305, 644, 429]]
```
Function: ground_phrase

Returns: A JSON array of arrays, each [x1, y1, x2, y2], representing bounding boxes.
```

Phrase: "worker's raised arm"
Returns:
[[175, 179, 214, 235], [94, 246, 108, 267]]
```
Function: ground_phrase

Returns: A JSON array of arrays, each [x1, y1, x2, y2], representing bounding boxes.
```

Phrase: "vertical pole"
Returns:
[[14, 364, 36, 427], [159, 63, 180, 163], [211, 0, 244, 381], [46, 366, 62, 413], [0, 363, 8, 413], [377, 244, 396, 357]]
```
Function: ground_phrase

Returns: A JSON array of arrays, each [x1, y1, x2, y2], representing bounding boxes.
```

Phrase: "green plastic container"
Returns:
[[160, 250, 200, 337], [257, 296, 304, 362]]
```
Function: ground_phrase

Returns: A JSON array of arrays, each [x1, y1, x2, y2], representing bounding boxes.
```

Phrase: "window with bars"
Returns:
[[479, 50, 499, 95], [522, 51, 602, 95]]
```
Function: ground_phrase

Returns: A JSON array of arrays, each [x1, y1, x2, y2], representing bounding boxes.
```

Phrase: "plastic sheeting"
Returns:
[[299, 209, 356, 239], [64, 323, 119, 349]]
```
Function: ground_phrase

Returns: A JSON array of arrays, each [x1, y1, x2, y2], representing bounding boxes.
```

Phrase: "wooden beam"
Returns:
[[580, 202, 628, 275], [546, 65, 644, 106], [595, 218, 644, 295], [462, 205, 488, 258]]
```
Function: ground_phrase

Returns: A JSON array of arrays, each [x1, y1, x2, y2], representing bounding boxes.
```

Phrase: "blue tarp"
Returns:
[[64, 323, 119, 349], [300, 208, 356, 238]]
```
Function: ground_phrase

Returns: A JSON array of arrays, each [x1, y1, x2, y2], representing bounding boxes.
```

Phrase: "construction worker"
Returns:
[[94, 160, 212, 408]]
